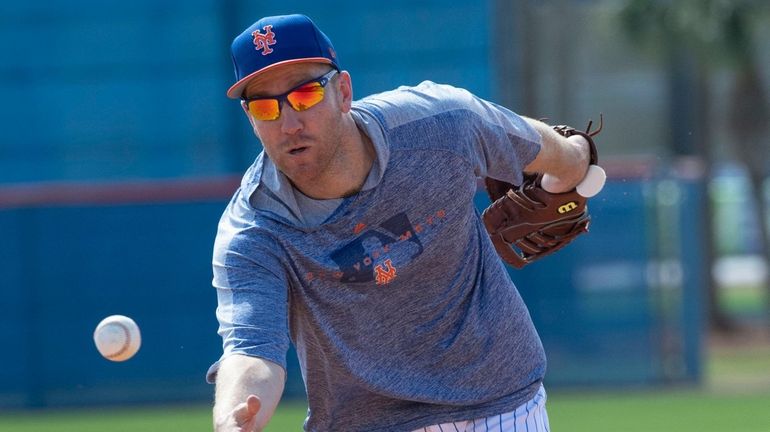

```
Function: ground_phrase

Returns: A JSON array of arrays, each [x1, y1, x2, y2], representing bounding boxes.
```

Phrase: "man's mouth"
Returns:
[[289, 147, 308, 155]]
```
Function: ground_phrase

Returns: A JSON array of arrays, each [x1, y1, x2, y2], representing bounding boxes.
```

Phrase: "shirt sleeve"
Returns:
[[206, 203, 290, 384], [438, 84, 542, 185], [467, 98, 542, 185], [364, 81, 542, 185]]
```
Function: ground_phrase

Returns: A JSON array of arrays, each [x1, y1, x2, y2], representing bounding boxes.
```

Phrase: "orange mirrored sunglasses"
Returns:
[[241, 69, 338, 121]]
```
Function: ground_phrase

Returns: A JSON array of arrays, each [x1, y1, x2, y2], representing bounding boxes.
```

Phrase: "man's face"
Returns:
[[242, 62, 352, 186]]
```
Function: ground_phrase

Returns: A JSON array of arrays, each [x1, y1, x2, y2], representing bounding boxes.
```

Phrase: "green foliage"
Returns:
[[619, 0, 764, 66]]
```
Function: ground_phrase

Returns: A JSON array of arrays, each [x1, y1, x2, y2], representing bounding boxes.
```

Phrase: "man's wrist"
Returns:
[[567, 134, 591, 181]]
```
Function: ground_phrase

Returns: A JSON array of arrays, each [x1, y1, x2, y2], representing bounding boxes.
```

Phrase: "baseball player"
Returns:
[[210, 14, 595, 432]]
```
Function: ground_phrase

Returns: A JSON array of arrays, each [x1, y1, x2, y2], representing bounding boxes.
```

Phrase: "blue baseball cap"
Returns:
[[226, 14, 340, 99]]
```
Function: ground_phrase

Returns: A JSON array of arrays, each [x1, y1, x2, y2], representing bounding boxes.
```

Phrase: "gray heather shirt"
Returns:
[[208, 81, 546, 432]]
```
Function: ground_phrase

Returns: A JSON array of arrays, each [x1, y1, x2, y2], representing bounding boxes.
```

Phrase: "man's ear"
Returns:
[[336, 71, 353, 113]]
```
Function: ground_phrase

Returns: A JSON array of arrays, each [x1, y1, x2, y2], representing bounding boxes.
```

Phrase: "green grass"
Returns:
[[0, 403, 307, 432], [0, 405, 213, 432], [548, 390, 770, 432], [3, 392, 770, 432]]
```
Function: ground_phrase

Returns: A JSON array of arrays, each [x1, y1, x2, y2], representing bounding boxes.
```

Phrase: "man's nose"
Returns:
[[280, 103, 303, 135]]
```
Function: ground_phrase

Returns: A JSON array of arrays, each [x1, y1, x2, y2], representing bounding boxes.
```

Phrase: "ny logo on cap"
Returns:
[[252, 25, 276, 55]]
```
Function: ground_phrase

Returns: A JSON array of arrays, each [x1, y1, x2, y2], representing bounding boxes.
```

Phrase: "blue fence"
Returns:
[[493, 178, 705, 387], [1, 199, 222, 407]]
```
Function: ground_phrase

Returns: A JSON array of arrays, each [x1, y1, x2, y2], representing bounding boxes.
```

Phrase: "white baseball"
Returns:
[[576, 165, 607, 198], [93, 315, 141, 362]]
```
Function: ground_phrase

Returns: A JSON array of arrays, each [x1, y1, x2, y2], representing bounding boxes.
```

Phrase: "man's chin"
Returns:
[[279, 164, 320, 184]]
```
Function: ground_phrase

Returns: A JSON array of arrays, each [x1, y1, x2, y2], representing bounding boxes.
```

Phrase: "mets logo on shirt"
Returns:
[[304, 210, 448, 286], [329, 213, 422, 285]]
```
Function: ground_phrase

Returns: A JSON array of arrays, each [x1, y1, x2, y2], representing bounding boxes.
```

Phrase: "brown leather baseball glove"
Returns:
[[482, 118, 603, 268]]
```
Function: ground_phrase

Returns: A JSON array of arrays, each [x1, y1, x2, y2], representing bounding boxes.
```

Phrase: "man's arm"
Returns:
[[213, 354, 286, 432], [522, 117, 591, 193]]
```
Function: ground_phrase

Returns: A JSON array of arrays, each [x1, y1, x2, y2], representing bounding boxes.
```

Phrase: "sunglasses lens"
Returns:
[[287, 83, 325, 112], [247, 99, 280, 121]]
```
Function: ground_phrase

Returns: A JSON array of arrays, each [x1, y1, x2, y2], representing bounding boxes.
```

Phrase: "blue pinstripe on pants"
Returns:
[[414, 385, 550, 432]]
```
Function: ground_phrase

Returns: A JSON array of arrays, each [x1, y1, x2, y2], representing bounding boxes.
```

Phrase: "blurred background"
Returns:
[[2, 0, 770, 430]]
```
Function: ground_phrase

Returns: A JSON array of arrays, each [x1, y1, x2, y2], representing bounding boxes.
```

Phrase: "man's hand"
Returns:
[[212, 355, 285, 432], [540, 134, 591, 193], [522, 116, 603, 194], [215, 395, 262, 432]]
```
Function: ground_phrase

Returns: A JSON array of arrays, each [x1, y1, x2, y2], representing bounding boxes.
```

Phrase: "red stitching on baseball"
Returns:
[[106, 322, 131, 359]]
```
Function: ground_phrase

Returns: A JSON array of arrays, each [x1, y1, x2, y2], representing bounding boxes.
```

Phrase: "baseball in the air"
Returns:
[[576, 164, 607, 198], [93, 315, 142, 362]]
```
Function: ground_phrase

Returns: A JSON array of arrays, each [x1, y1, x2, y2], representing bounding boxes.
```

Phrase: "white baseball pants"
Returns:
[[413, 385, 550, 432]]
